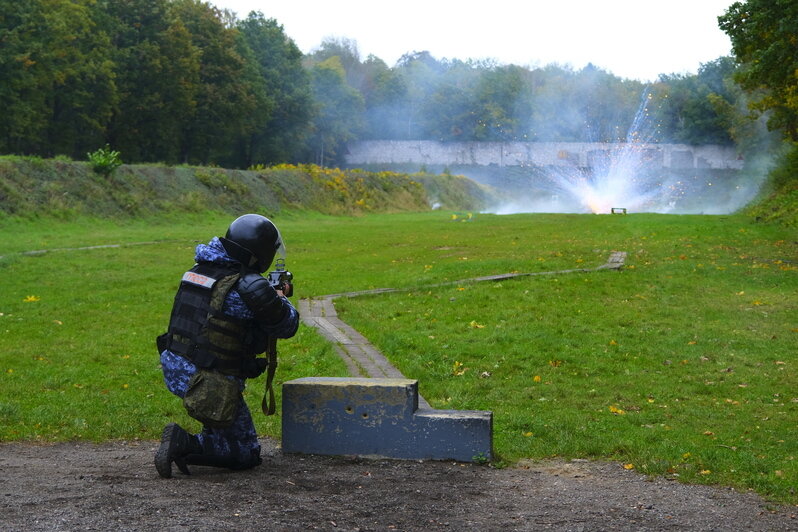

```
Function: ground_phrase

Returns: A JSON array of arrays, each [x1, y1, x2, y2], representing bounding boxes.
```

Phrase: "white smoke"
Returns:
[[486, 91, 771, 215]]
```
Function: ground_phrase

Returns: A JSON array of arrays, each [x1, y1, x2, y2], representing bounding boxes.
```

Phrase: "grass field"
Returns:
[[1, 210, 796, 503]]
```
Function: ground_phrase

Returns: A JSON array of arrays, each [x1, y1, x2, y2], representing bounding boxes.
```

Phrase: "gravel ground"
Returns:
[[1, 438, 796, 531]]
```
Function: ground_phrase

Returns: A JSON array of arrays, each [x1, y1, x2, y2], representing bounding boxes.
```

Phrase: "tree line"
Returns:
[[0, 0, 790, 169]]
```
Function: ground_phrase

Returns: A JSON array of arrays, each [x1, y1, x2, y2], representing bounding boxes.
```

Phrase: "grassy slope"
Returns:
[[0, 157, 493, 220], [744, 142, 798, 228]]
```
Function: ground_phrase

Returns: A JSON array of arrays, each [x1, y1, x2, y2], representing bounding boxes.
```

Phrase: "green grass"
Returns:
[[1, 211, 796, 503], [334, 212, 798, 503]]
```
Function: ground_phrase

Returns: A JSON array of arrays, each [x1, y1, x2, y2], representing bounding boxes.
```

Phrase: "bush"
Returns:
[[87, 145, 122, 177]]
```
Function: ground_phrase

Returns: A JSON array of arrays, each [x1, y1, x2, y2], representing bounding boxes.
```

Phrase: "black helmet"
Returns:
[[220, 214, 284, 272]]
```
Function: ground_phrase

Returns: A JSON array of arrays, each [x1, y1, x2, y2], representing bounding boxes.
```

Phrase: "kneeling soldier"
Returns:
[[155, 214, 298, 477]]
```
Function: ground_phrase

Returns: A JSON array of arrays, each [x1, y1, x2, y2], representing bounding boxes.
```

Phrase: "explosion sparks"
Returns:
[[491, 90, 760, 215]]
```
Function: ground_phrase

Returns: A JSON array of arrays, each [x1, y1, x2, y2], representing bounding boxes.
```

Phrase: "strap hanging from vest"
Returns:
[[261, 337, 278, 416]]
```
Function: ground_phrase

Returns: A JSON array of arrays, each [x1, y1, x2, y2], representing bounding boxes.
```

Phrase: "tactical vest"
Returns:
[[164, 262, 260, 378]]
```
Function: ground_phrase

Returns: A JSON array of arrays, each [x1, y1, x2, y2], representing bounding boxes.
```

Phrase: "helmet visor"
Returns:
[[275, 227, 286, 261]]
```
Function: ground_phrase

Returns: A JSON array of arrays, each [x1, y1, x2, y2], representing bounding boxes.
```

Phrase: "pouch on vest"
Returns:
[[183, 369, 240, 428]]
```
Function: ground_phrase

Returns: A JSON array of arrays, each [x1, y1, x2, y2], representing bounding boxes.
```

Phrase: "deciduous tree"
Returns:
[[0, 0, 116, 157], [237, 12, 313, 165], [102, 0, 199, 163], [171, 0, 256, 165], [719, 0, 798, 140], [309, 57, 364, 166]]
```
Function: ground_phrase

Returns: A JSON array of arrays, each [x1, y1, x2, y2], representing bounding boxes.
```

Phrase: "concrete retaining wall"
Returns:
[[345, 140, 743, 170]]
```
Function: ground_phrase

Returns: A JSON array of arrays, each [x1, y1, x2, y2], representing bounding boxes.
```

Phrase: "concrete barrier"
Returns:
[[344, 140, 744, 170], [282, 377, 493, 462]]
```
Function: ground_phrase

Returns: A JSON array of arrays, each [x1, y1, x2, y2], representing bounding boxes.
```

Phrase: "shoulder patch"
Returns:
[[182, 271, 216, 288]]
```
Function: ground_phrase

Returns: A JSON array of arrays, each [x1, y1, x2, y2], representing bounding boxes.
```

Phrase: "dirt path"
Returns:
[[1, 438, 796, 531]]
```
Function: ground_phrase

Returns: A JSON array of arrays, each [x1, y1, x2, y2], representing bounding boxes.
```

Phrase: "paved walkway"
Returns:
[[299, 251, 627, 408]]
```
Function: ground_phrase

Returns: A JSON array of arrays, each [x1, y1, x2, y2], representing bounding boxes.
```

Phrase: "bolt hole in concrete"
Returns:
[[361, 413, 369, 419], [345, 406, 353, 414]]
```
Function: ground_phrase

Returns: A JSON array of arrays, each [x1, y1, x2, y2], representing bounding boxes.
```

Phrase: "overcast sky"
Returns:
[[209, 0, 734, 82]]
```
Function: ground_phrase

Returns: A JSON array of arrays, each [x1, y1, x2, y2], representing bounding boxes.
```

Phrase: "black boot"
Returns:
[[184, 447, 262, 471], [154, 423, 202, 478]]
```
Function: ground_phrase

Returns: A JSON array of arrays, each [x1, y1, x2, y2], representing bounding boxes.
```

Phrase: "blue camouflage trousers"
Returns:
[[160, 350, 261, 469]]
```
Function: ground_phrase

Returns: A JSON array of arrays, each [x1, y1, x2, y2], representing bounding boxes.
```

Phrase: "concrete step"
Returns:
[[282, 377, 492, 462]]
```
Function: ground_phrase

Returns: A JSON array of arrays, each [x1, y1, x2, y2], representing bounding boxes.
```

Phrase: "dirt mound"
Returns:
[[1, 439, 795, 531]]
